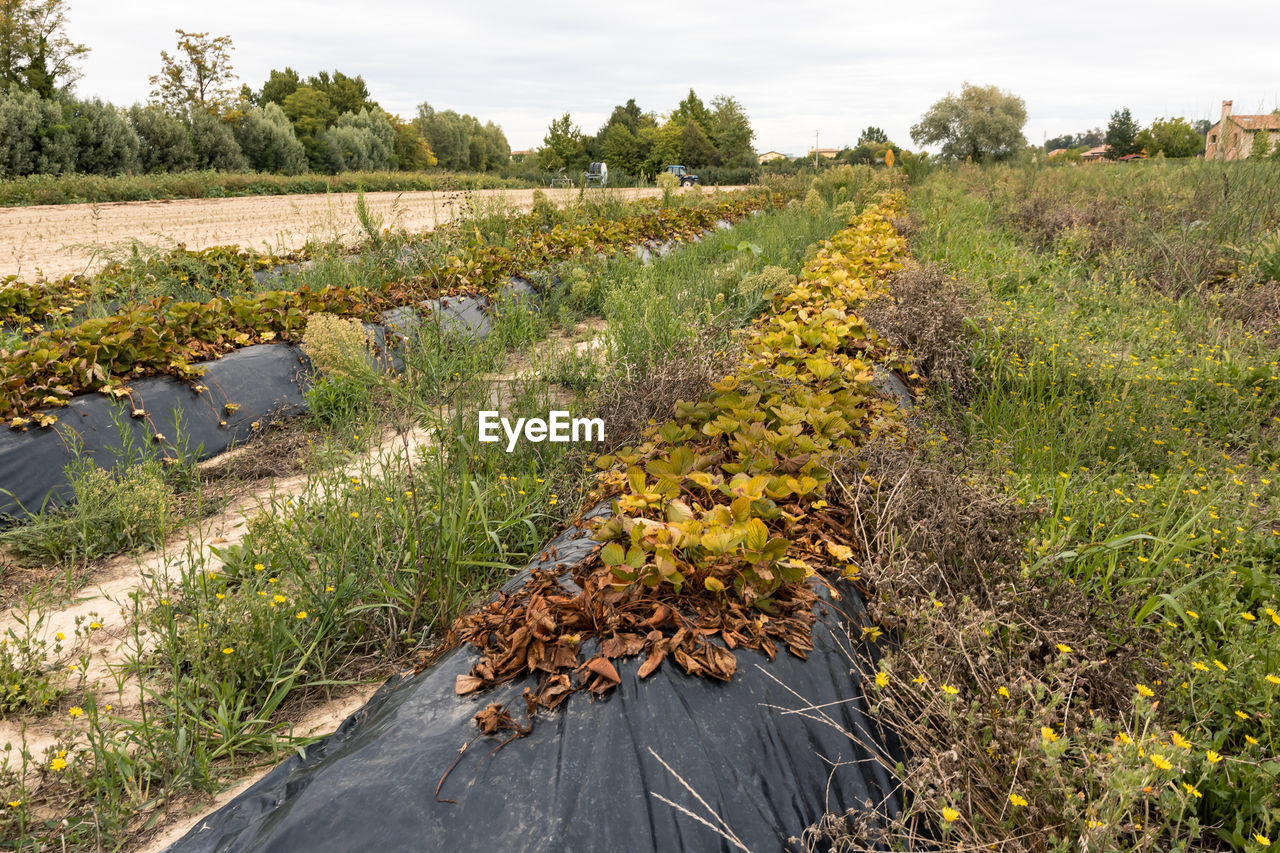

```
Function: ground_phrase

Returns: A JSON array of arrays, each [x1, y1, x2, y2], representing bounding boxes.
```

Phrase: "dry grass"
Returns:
[[861, 263, 977, 401], [814, 417, 1152, 850]]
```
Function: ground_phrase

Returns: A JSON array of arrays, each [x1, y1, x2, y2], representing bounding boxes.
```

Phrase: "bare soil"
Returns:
[[0, 186, 698, 280]]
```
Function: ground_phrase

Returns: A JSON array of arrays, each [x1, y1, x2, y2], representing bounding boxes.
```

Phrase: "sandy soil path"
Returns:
[[0, 186, 710, 280]]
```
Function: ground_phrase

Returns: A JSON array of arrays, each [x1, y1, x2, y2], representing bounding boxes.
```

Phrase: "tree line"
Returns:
[[535, 90, 757, 177]]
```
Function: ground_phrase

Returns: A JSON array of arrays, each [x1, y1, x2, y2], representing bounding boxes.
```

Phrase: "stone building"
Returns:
[[1205, 101, 1280, 160]]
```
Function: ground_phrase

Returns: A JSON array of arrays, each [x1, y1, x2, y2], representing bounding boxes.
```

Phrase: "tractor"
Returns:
[[665, 165, 700, 187]]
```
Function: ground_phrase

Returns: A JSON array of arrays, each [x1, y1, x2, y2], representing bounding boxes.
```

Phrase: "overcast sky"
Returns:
[[64, 0, 1280, 156]]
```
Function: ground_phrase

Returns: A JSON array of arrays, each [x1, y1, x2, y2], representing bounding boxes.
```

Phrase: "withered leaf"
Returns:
[[584, 656, 621, 687], [601, 633, 646, 659], [455, 674, 485, 695]]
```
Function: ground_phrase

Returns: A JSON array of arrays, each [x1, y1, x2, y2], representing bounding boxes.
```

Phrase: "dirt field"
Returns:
[[0, 186, 721, 280]]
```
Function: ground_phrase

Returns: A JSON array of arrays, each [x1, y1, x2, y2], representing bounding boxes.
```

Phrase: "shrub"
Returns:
[[322, 108, 395, 173], [234, 103, 307, 175], [129, 104, 197, 173], [301, 312, 378, 382], [67, 98, 140, 175], [186, 108, 248, 172], [802, 186, 826, 218], [0, 86, 75, 177]]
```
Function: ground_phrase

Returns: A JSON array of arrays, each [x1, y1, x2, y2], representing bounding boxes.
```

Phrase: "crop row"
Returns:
[[456, 191, 912, 711], [2, 194, 774, 426]]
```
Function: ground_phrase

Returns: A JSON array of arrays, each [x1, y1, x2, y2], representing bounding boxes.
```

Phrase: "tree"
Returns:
[[1104, 108, 1141, 157], [539, 112, 585, 171], [680, 119, 717, 167], [321, 108, 394, 172], [282, 86, 336, 169], [910, 82, 1027, 162], [0, 84, 73, 176], [305, 70, 377, 115], [1252, 131, 1273, 160], [68, 98, 139, 174], [1134, 116, 1203, 158], [672, 89, 713, 138], [858, 126, 889, 146], [709, 95, 756, 168], [150, 30, 237, 114], [234, 102, 307, 173], [599, 122, 640, 174], [257, 67, 300, 107], [415, 103, 507, 171], [0, 0, 88, 97], [186, 107, 247, 171], [129, 104, 197, 172], [391, 115, 435, 170]]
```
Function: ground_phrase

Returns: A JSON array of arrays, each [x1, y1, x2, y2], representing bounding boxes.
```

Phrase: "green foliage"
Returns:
[[0, 611, 77, 714], [671, 88, 714, 138], [186, 106, 248, 172], [539, 112, 586, 171], [67, 97, 139, 175], [1251, 131, 1273, 160], [0, 0, 88, 97], [148, 29, 237, 114], [1105, 106, 1141, 157], [282, 85, 337, 170], [234, 102, 307, 174], [858, 126, 889, 145], [708, 95, 757, 168], [1134, 116, 1204, 158], [415, 102, 509, 172], [0, 83, 73, 177], [390, 115, 436, 170], [910, 82, 1027, 162], [128, 104, 197, 173], [1, 458, 174, 564], [322, 107, 395, 172], [679, 119, 717, 168]]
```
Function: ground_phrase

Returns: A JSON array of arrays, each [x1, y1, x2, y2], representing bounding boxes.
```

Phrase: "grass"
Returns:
[[842, 161, 1279, 851], [0, 169, 888, 851]]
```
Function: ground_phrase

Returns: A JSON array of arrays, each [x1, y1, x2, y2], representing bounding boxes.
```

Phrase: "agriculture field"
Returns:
[[0, 186, 702, 280]]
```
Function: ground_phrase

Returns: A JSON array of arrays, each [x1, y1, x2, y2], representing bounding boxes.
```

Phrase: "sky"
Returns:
[[64, 0, 1280, 156]]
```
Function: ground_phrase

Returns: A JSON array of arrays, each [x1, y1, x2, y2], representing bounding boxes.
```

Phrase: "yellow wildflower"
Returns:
[[68, 706, 83, 718], [1170, 731, 1191, 749], [1009, 793, 1028, 807], [1136, 683, 1155, 697], [1149, 754, 1173, 770], [1041, 727, 1059, 743], [1206, 750, 1222, 763], [875, 671, 889, 688], [941, 806, 960, 822]]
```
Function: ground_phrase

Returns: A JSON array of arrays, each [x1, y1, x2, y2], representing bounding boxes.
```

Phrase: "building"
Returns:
[[758, 150, 787, 164], [806, 148, 841, 159], [1081, 145, 1111, 162], [1047, 148, 1069, 159], [1205, 101, 1280, 160]]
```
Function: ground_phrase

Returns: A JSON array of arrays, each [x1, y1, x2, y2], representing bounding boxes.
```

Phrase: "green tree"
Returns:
[[128, 104, 197, 172], [149, 29, 237, 114], [1252, 131, 1273, 160], [0, 0, 88, 97], [257, 67, 300, 106], [680, 119, 717, 167], [642, 121, 684, 174], [858, 126, 889, 145], [709, 95, 756, 168], [282, 85, 337, 170], [0, 83, 73, 176], [321, 107, 395, 172], [599, 121, 640, 174], [909, 82, 1027, 162], [672, 89, 713, 137], [67, 98, 139, 174], [1104, 107, 1141, 157], [186, 107, 247, 171], [539, 112, 585, 171], [234, 102, 307, 173], [306, 70, 377, 115], [1134, 116, 1203, 158], [391, 115, 435, 170]]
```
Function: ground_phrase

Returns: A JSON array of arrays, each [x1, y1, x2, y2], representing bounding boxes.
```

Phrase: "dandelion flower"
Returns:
[[1149, 754, 1173, 770], [1193, 661, 1209, 672], [273, 594, 287, 604], [325, 585, 335, 593], [350, 511, 359, 519], [1266, 674, 1280, 685], [875, 671, 889, 688], [1009, 793, 1028, 807], [940, 684, 959, 695], [296, 610, 307, 619], [222, 647, 234, 655], [997, 686, 1011, 699], [1246, 735, 1259, 745], [1170, 731, 1191, 749], [1235, 710, 1250, 721], [50, 757, 67, 771], [68, 706, 83, 718], [6, 800, 20, 807], [1136, 683, 1155, 697], [254, 563, 265, 572], [1185, 610, 1199, 619], [941, 806, 960, 822], [1116, 732, 1133, 745], [1254, 834, 1271, 846], [1214, 659, 1228, 671], [55, 632, 65, 641], [1181, 782, 1201, 798], [1041, 727, 1059, 743], [1056, 643, 1073, 654], [89, 621, 101, 630], [1242, 612, 1256, 621]]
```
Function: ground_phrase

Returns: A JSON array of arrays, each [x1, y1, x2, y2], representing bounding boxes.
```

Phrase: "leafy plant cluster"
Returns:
[[454, 192, 914, 718], [1, 192, 777, 425]]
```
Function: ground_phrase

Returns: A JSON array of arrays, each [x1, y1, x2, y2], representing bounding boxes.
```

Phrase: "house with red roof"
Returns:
[[1205, 101, 1280, 160]]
